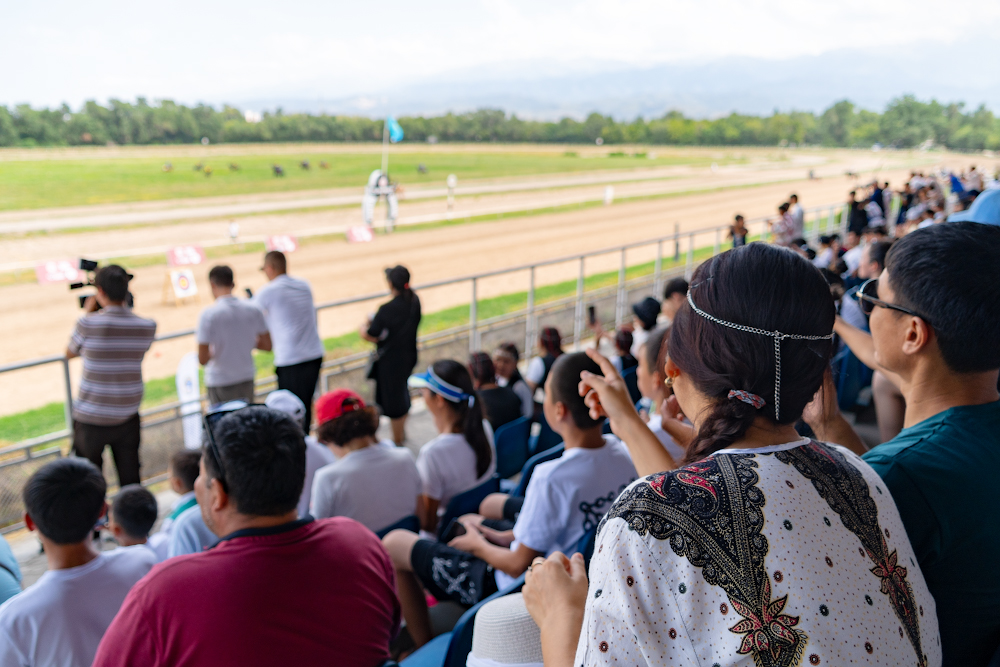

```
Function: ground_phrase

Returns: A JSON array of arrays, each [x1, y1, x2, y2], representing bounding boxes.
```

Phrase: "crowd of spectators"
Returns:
[[2, 173, 999, 667]]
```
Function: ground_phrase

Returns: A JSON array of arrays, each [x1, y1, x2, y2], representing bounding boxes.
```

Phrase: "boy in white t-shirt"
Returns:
[[0, 459, 156, 667], [634, 324, 687, 464], [146, 450, 201, 561], [309, 388, 420, 533], [382, 353, 637, 649]]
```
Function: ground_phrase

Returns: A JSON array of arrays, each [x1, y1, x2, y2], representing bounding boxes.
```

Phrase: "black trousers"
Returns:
[[275, 357, 323, 429], [72, 413, 141, 486]]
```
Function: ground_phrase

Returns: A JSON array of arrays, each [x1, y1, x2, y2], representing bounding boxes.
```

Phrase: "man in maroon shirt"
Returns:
[[94, 406, 400, 667]]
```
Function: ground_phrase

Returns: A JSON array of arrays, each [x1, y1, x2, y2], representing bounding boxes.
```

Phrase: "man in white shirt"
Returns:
[[789, 193, 805, 238], [253, 252, 325, 427], [197, 265, 271, 406], [0, 459, 156, 667]]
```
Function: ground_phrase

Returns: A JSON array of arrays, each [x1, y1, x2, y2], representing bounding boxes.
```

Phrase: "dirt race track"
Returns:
[[2, 148, 993, 419]]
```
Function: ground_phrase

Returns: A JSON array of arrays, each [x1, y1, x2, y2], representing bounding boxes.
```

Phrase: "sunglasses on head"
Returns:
[[856, 279, 931, 326], [202, 403, 257, 489]]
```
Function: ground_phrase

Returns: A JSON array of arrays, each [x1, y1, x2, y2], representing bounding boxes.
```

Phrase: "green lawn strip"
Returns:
[[0, 151, 721, 211]]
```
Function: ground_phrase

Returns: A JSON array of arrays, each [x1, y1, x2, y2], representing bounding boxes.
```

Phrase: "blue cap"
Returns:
[[408, 367, 471, 403], [949, 189, 1000, 225]]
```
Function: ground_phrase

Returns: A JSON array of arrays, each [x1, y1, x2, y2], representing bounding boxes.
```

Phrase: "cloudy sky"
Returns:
[[3, 0, 999, 114]]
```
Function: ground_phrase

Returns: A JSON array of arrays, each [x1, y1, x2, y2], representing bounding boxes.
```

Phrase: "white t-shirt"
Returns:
[[415, 432, 497, 511], [146, 491, 197, 561], [790, 203, 805, 236], [167, 505, 217, 558], [0, 547, 157, 667], [525, 357, 546, 385], [310, 440, 420, 532], [496, 436, 637, 589], [252, 274, 324, 367], [299, 435, 336, 518], [196, 296, 269, 387], [842, 244, 864, 274], [646, 413, 687, 463], [630, 327, 650, 359]]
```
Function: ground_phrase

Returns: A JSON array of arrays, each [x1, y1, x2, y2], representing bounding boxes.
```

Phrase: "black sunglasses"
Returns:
[[202, 404, 256, 488], [856, 279, 931, 326]]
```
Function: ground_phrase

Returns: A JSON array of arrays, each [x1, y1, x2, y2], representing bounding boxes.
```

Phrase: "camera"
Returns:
[[69, 259, 134, 309]]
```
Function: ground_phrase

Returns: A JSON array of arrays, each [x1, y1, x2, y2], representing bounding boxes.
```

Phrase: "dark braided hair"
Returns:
[[670, 244, 835, 464]]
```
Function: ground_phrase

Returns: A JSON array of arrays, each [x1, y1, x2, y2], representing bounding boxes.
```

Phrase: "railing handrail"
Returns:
[[0, 201, 852, 437]]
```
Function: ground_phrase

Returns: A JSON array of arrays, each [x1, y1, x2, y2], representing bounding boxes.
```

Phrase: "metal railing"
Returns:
[[0, 201, 849, 529]]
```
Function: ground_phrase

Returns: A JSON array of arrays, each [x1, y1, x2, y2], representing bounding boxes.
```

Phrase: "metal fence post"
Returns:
[[574, 257, 585, 348], [61, 357, 74, 437], [840, 204, 849, 237], [653, 240, 663, 298], [673, 223, 680, 262], [616, 248, 626, 328], [714, 228, 721, 256], [826, 206, 834, 233], [470, 277, 478, 352], [525, 266, 535, 358], [685, 233, 695, 280]]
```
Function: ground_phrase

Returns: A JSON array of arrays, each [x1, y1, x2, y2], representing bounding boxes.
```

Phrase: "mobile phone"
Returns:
[[442, 518, 467, 542], [587, 305, 597, 326], [244, 287, 253, 298]]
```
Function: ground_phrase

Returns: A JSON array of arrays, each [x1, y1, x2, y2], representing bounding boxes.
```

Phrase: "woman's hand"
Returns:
[[578, 348, 639, 429], [579, 348, 678, 476], [523, 552, 588, 667]]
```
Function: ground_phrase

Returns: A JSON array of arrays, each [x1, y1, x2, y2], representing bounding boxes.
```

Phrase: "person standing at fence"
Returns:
[[66, 265, 156, 487], [361, 265, 421, 446], [789, 193, 805, 237], [197, 265, 271, 407], [253, 251, 325, 428]]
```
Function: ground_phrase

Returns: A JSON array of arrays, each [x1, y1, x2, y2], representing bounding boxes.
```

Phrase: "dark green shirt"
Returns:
[[863, 401, 1000, 666]]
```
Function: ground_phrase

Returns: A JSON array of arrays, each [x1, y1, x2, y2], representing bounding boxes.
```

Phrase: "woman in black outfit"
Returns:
[[361, 265, 421, 445]]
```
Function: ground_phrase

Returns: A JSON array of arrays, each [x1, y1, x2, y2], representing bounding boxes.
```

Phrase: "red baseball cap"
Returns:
[[315, 389, 366, 425]]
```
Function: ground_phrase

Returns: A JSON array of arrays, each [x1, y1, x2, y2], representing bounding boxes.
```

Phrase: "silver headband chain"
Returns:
[[686, 288, 834, 420]]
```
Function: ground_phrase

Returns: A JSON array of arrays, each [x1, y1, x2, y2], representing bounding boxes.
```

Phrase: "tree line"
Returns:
[[1, 96, 998, 150]]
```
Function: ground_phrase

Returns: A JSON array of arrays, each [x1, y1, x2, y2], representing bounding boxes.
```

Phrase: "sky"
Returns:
[[3, 0, 999, 113]]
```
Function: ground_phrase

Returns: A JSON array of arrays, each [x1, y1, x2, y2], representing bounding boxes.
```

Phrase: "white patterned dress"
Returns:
[[576, 439, 941, 667]]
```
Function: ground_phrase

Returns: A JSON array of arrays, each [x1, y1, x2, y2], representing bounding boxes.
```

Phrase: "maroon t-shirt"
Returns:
[[93, 517, 399, 667]]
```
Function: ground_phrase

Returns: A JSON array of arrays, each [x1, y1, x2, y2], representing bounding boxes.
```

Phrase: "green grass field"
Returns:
[[0, 149, 727, 211]]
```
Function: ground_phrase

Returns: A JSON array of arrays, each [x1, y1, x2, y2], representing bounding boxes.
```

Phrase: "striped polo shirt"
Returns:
[[69, 306, 157, 426]]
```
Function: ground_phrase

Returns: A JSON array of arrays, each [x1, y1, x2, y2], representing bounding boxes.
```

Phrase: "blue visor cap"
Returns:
[[408, 367, 471, 403], [948, 189, 1000, 225]]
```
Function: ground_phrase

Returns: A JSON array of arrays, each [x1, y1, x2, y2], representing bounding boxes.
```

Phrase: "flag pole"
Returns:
[[381, 118, 389, 176]]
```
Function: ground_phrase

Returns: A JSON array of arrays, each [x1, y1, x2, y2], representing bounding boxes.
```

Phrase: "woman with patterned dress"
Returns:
[[522, 243, 941, 667]]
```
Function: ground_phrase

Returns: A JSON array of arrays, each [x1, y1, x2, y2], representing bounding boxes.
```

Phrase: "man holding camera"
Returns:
[[66, 265, 156, 486]]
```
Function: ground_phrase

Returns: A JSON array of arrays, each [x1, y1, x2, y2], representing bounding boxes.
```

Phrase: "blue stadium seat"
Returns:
[[375, 514, 421, 539], [528, 414, 562, 455], [511, 444, 564, 498], [621, 366, 642, 405], [493, 416, 531, 479], [400, 632, 451, 667], [436, 476, 501, 540]]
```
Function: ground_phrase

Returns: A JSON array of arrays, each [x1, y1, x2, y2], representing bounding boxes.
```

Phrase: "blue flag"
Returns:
[[387, 116, 404, 143]]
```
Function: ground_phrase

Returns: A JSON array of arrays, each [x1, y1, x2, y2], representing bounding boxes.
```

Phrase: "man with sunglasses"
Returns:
[[93, 406, 400, 667], [807, 222, 1000, 666]]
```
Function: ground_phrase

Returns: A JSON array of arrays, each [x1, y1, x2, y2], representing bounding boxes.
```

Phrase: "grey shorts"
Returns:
[[207, 380, 255, 407]]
